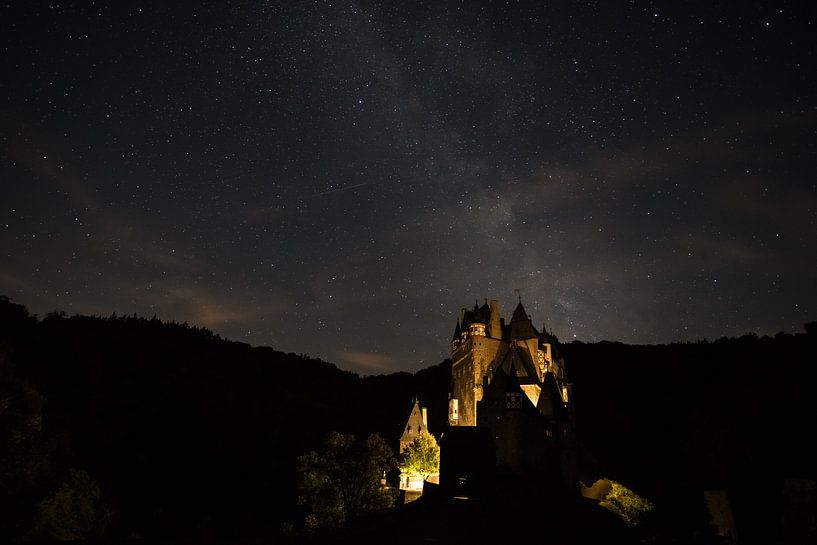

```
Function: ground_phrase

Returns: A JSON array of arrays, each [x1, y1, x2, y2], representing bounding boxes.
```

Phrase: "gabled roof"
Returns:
[[481, 358, 541, 418], [452, 320, 461, 342], [400, 399, 427, 444], [499, 343, 541, 384], [494, 343, 569, 420]]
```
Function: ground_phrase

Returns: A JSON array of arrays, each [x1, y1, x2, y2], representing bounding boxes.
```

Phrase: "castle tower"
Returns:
[[449, 301, 508, 426]]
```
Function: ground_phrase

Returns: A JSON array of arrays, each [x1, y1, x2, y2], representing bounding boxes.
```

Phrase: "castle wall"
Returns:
[[451, 335, 504, 426]]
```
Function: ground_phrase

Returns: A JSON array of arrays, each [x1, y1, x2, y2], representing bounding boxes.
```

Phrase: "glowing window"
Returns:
[[505, 392, 522, 409]]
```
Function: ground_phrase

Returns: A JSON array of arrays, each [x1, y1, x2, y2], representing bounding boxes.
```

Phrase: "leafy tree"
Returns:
[[29, 469, 111, 540], [298, 432, 395, 530], [599, 479, 654, 526], [398, 432, 440, 481]]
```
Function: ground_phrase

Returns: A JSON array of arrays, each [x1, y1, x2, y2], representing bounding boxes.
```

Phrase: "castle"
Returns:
[[445, 297, 577, 492]]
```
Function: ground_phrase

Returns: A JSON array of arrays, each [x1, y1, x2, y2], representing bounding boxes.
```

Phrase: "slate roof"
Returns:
[[499, 343, 541, 384], [536, 372, 568, 420], [509, 301, 538, 340], [400, 399, 428, 447]]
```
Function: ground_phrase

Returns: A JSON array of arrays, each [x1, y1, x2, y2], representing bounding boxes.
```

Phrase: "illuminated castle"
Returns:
[[446, 297, 577, 491], [449, 297, 570, 426]]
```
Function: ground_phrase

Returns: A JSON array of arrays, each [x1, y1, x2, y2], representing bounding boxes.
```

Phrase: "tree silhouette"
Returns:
[[298, 432, 395, 530], [29, 469, 111, 540]]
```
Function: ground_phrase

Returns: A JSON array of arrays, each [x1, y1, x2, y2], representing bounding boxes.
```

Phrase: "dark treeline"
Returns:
[[562, 330, 817, 543], [0, 297, 448, 540], [1, 295, 815, 542]]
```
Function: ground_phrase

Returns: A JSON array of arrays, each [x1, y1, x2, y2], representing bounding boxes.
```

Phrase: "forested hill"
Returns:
[[563, 331, 817, 543], [1, 296, 815, 542], [563, 330, 817, 493], [0, 297, 449, 540]]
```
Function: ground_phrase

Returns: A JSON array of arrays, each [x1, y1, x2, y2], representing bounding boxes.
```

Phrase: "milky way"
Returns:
[[2, 2, 815, 373]]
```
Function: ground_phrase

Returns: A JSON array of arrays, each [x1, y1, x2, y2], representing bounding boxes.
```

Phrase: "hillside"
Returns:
[[2, 296, 815, 542], [0, 297, 449, 540]]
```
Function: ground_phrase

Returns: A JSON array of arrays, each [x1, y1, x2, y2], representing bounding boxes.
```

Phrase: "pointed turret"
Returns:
[[536, 372, 568, 420], [470, 305, 485, 324], [479, 299, 491, 323], [468, 308, 486, 337], [510, 299, 538, 340], [511, 299, 528, 322]]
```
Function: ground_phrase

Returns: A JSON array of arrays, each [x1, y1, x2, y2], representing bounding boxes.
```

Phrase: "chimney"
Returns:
[[422, 407, 428, 427]]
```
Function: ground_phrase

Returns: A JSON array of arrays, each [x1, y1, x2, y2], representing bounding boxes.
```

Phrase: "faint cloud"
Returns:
[[161, 286, 250, 328], [340, 350, 396, 374], [99, 217, 203, 273], [0, 270, 37, 293]]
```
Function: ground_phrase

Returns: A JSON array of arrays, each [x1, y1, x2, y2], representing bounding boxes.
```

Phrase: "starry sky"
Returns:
[[2, 2, 816, 374]]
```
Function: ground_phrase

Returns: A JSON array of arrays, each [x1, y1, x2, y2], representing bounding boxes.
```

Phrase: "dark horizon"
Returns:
[[2, 292, 813, 377], [2, 3, 815, 373]]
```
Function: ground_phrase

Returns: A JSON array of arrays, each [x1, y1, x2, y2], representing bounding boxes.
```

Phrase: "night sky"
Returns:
[[2, 2, 815, 374]]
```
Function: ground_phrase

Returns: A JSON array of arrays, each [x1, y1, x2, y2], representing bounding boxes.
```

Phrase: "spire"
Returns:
[[511, 299, 529, 323], [540, 322, 550, 343], [452, 320, 461, 341], [510, 299, 537, 339], [479, 298, 491, 321]]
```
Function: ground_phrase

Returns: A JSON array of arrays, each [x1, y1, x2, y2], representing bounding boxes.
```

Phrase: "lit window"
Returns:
[[505, 392, 522, 409]]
